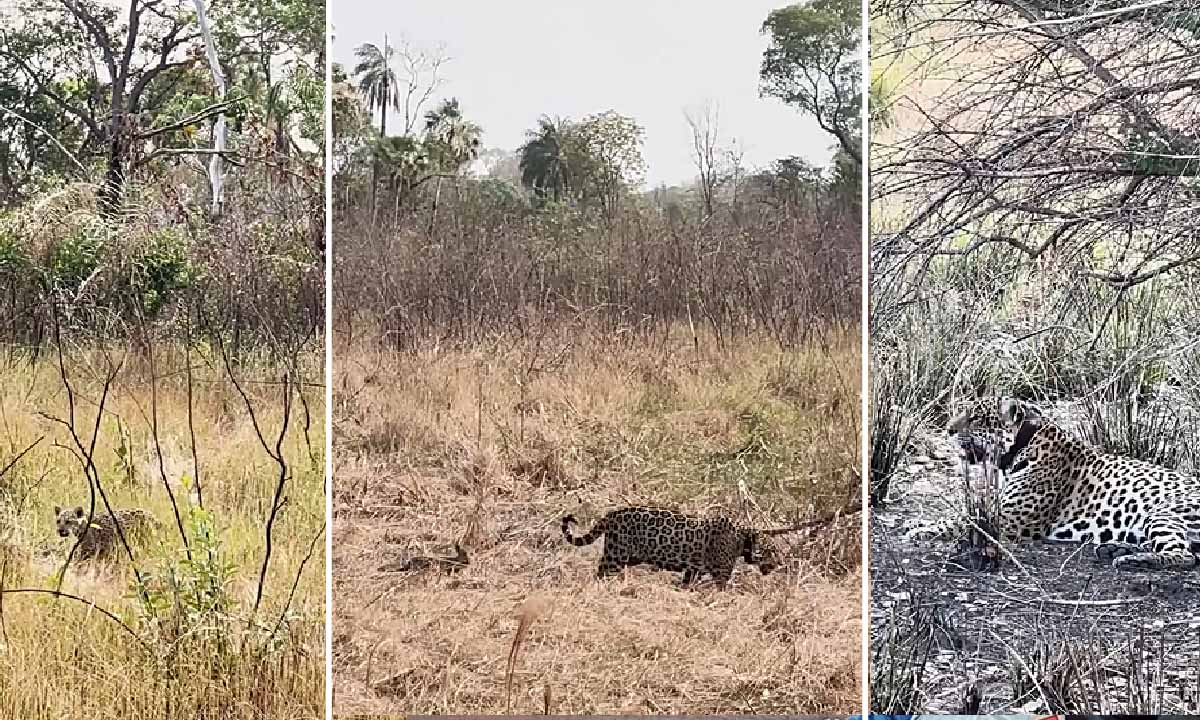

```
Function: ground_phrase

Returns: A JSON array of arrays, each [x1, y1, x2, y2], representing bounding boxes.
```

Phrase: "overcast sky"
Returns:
[[331, 1, 834, 187]]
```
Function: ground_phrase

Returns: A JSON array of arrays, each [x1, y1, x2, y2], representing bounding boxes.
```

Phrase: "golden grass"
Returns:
[[0, 347, 325, 719], [332, 325, 862, 714]]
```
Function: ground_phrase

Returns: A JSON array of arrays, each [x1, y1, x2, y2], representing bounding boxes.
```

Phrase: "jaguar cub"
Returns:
[[54, 504, 158, 560], [561, 506, 781, 587]]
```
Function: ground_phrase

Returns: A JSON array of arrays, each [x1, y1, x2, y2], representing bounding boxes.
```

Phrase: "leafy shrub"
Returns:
[[47, 220, 109, 292], [127, 227, 195, 317], [0, 231, 31, 277], [132, 503, 236, 645]]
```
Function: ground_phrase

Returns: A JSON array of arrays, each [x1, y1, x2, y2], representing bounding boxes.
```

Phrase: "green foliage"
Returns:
[[0, 204, 237, 340], [423, 98, 483, 173], [519, 115, 575, 203], [232, 0, 325, 56], [462, 177, 529, 214], [829, 146, 861, 201], [0, 220, 32, 276], [30, 218, 194, 315], [143, 68, 220, 145], [1120, 125, 1200, 176], [274, 63, 325, 147], [333, 62, 372, 181], [1179, 10, 1200, 38], [375, 135, 431, 193], [47, 221, 109, 292], [132, 503, 237, 640], [518, 112, 646, 212], [761, 0, 863, 163], [353, 40, 400, 135], [573, 111, 647, 210], [868, 12, 921, 133], [128, 228, 195, 317], [1, 0, 324, 210], [0, 11, 95, 203]]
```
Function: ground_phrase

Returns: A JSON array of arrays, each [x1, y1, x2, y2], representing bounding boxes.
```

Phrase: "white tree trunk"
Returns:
[[192, 0, 226, 217]]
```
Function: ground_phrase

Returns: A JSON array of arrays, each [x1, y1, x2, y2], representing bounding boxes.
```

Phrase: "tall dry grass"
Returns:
[[0, 347, 325, 719], [332, 325, 861, 714]]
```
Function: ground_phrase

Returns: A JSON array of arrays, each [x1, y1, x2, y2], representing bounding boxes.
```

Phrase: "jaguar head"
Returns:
[[743, 532, 781, 574], [946, 396, 1039, 466]]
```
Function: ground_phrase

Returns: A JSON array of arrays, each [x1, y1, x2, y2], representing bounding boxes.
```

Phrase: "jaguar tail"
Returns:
[[561, 514, 606, 546]]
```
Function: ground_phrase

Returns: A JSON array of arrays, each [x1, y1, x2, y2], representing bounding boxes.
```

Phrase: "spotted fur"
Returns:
[[908, 397, 1200, 570], [54, 504, 157, 560], [561, 506, 781, 587]]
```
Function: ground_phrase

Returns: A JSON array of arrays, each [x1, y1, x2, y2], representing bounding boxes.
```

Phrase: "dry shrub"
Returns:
[[793, 509, 863, 576], [334, 195, 857, 352], [509, 450, 568, 489]]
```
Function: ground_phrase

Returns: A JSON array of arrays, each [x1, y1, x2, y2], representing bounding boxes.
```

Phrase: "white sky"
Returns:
[[331, 1, 835, 187]]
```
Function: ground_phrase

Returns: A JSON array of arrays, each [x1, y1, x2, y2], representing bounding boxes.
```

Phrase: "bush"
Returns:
[[47, 219, 109, 292], [132, 503, 236, 645], [127, 228, 195, 318]]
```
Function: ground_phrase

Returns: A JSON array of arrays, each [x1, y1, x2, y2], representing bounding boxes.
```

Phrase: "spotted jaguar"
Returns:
[[908, 396, 1200, 570], [54, 504, 158, 560], [561, 506, 785, 587]]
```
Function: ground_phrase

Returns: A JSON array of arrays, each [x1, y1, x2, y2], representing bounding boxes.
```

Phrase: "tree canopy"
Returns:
[[0, 0, 324, 211], [760, 0, 863, 165]]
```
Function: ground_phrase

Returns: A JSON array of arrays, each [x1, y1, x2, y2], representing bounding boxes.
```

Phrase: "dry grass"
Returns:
[[0, 348, 325, 719], [332, 325, 861, 714]]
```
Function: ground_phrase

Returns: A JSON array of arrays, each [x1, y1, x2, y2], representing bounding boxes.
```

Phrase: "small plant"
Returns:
[[0, 224, 31, 276], [112, 417, 137, 486], [131, 502, 236, 645]]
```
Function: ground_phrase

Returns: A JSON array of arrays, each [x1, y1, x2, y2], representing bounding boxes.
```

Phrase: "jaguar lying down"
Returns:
[[908, 396, 1200, 571]]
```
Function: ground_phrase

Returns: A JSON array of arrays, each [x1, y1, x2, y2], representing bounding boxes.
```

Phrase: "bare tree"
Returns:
[[872, 0, 1200, 312], [685, 102, 723, 218], [395, 38, 449, 137]]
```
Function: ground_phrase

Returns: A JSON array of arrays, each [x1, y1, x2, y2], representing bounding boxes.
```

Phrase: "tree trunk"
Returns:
[[193, 0, 226, 218], [98, 116, 127, 216], [369, 34, 390, 222], [428, 175, 443, 234]]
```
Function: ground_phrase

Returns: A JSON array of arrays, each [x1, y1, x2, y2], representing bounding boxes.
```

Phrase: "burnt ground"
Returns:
[[870, 428, 1200, 715]]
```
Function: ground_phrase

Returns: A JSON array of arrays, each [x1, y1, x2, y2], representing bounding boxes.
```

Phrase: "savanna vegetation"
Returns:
[[0, 0, 325, 717], [331, 1, 862, 715], [869, 1, 1200, 714]]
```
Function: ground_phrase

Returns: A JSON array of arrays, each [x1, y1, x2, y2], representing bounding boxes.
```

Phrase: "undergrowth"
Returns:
[[0, 346, 325, 719]]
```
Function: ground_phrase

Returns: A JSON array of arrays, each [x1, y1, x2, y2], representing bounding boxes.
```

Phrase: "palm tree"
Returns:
[[423, 98, 482, 173], [354, 37, 400, 213], [353, 37, 399, 137], [518, 115, 574, 202], [421, 98, 482, 230]]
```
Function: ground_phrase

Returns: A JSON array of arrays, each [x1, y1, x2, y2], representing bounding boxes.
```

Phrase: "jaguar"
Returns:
[[54, 504, 158, 560], [908, 396, 1200, 570], [561, 505, 783, 587]]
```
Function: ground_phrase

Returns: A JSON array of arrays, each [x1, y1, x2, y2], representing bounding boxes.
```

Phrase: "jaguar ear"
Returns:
[[998, 397, 1024, 427], [53, 505, 61, 516], [73, 506, 85, 518]]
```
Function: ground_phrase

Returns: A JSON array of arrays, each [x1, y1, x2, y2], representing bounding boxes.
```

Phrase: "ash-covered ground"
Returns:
[[871, 423, 1200, 715]]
